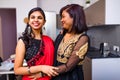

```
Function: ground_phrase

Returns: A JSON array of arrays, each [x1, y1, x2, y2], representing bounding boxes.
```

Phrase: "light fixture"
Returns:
[[86, 0, 90, 4]]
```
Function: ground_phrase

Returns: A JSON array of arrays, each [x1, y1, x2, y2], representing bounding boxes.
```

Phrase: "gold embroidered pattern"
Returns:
[[76, 43, 88, 59], [57, 34, 82, 63], [57, 34, 88, 65]]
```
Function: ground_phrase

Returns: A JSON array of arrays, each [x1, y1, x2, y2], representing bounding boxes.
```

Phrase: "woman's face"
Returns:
[[61, 10, 73, 30], [28, 11, 45, 30]]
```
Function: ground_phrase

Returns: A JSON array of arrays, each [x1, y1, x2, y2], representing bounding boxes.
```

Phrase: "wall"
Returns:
[[87, 25, 120, 52], [37, 0, 99, 14], [37, 0, 85, 14], [0, 0, 37, 39], [0, 0, 85, 38], [0, 0, 99, 38]]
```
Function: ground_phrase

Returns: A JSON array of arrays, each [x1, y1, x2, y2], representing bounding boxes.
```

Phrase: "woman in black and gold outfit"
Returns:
[[53, 4, 89, 80]]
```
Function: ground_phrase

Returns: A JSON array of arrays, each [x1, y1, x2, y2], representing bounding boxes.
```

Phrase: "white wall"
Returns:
[[0, 0, 95, 33], [0, 0, 98, 39], [0, 0, 37, 39], [37, 0, 99, 14], [37, 0, 85, 14]]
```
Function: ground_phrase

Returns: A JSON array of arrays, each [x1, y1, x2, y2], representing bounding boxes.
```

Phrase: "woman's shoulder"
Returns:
[[17, 38, 25, 45], [18, 38, 24, 42], [79, 33, 89, 39], [16, 39, 25, 49], [18, 37, 26, 44]]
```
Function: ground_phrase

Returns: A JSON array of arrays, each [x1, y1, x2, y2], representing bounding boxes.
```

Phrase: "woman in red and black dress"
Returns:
[[14, 7, 58, 80]]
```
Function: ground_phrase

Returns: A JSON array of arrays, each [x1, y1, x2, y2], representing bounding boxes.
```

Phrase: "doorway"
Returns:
[[0, 8, 17, 60]]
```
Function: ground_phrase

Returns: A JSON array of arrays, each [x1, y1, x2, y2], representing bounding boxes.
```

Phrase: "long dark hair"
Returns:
[[60, 4, 88, 34], [19, 7, 46, 48]]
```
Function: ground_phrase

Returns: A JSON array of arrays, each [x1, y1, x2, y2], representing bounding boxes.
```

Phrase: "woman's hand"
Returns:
[[29, 65, 59, 79], [41, 65, 59, 77], [28, 72, 41, 80]]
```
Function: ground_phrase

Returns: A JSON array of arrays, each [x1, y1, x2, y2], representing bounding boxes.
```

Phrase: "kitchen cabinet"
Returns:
[[84, 0, 120, 26], [83, 54, 120, 80]]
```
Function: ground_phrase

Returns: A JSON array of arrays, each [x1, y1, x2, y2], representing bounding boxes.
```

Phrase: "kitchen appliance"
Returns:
[[99, 42, 110, 57]]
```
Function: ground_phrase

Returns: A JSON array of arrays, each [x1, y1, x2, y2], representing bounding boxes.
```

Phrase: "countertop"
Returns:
[[87, 47, 120, 59]]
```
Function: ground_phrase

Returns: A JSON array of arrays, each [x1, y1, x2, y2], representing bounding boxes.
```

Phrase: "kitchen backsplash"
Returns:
[[87, 25, 120, 52]]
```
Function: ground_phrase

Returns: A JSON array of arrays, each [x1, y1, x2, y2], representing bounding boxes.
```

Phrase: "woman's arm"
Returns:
[[14, 39, 29, 75], [14, 39, 58, 76]]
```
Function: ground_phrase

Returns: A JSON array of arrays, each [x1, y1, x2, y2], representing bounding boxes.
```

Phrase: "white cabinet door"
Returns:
[[92, 58, 120, 80]]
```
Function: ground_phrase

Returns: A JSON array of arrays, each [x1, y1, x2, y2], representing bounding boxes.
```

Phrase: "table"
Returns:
[[0, 70, 14, 80]]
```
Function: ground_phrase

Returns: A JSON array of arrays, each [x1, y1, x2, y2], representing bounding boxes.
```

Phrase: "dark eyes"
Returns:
[[30, 16, 43, 19], [61, 16, 64, 19]]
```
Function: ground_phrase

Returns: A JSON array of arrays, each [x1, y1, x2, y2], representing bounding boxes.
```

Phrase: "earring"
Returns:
[[28, 26, 31, 34]]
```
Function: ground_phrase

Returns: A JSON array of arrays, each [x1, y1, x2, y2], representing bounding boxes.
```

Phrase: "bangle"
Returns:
[[28, 67, 32, 74], [39, 72, 43, 77]]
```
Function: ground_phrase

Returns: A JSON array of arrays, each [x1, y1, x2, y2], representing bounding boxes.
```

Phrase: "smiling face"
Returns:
[[28, 11, 45, 31], [61, 10, 73, 31]]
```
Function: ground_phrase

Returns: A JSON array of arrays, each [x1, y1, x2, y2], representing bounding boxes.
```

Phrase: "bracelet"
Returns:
[[28, 66, 32, 74], [39, 72, 43, 77]]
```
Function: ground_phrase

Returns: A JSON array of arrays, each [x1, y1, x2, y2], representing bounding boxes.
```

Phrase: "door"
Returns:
[[0, 16, 3, 59], [0, 8, 17, 60]]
